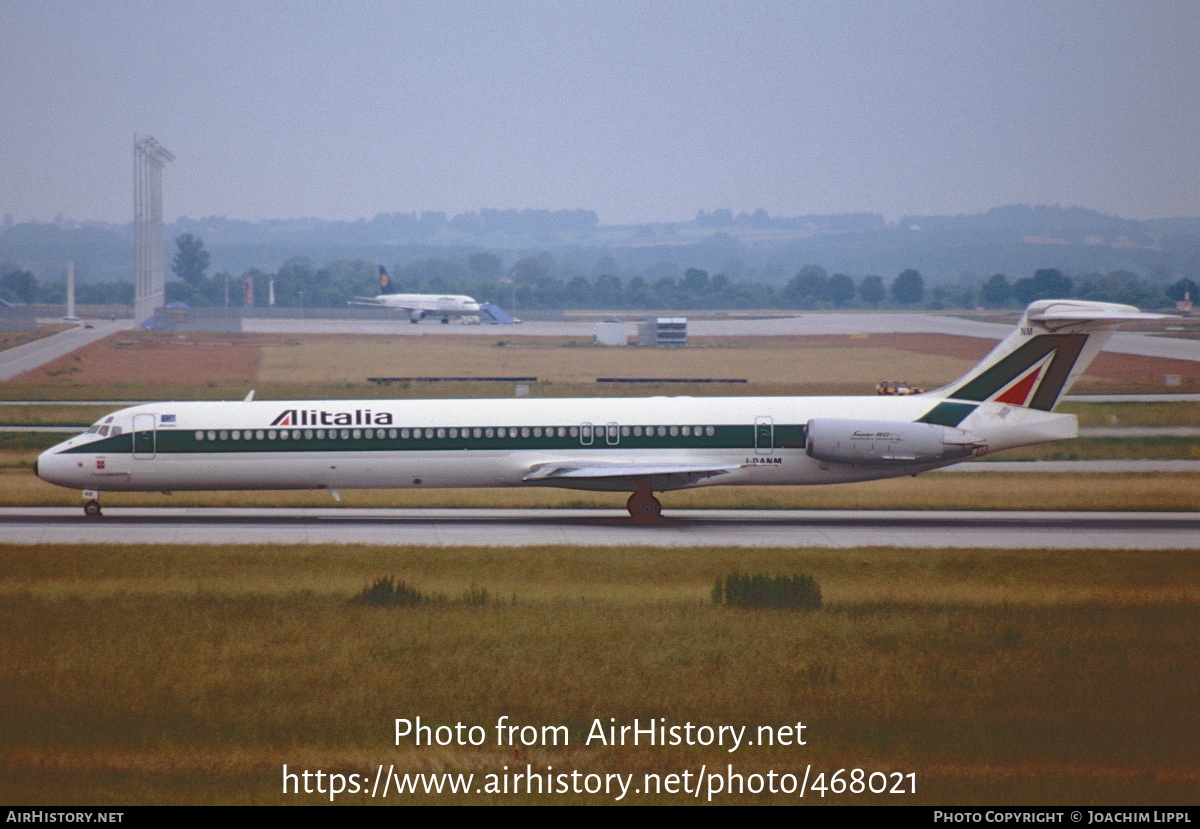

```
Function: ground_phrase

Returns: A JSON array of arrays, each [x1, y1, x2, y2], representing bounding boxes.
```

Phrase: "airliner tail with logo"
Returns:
[[35, 300, 1160, 520]]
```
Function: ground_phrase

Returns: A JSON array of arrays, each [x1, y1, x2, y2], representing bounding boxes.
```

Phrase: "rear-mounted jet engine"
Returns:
[[805, 418, 985, 465]]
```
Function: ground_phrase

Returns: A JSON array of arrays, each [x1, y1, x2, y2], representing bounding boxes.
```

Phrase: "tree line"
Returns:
[[2, 233, 1193, 312]]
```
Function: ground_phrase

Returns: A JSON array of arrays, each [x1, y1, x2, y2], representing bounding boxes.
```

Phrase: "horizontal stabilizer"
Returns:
[[1028, 301, 1167, 328]]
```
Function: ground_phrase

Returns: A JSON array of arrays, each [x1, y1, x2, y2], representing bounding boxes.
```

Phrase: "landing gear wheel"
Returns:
[[84, 500, 102, 519], [441, 317, 450, 324], [626, 491, 661, 522]]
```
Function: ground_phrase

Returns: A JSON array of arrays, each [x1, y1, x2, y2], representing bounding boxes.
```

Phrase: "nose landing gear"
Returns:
[[81, 489, 102, 518]]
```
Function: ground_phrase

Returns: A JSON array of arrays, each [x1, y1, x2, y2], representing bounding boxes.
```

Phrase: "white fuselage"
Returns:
[[353, 293, 481, 318], [35, 394, 1074, 495]]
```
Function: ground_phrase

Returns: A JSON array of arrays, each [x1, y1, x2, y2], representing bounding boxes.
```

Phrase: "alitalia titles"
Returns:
[[271, 409, 394, 427]]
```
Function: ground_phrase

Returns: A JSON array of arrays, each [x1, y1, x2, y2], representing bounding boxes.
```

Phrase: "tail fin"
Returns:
[[919, 300, 1163, 425], [378, 266, 395, 294]]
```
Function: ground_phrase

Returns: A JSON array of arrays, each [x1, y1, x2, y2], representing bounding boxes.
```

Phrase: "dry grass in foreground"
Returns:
[[0, 543, 1197, 805]]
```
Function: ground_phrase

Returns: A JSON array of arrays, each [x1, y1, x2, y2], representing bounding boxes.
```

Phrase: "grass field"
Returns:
[[984, 437, 1200, 461], [6, 330, 1199, 400], [0, 542, 1196, 805], [1058, 402, 1200, 428]]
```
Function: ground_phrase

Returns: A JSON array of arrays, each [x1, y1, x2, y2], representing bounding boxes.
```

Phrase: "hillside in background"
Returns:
[[3, 205, 1199, 299]]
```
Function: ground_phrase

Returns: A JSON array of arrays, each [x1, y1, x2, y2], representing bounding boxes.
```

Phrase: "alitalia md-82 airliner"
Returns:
[[35, 300, 1159, 521]]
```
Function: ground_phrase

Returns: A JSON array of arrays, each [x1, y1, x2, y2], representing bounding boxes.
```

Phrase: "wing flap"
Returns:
[[523, 461, 743, 483]]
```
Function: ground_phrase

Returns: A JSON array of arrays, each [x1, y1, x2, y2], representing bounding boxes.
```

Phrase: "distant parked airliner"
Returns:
[[349, 266, 481, 324]]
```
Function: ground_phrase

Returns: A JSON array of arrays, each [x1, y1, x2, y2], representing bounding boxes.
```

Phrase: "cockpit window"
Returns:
[[86, 416, 118, 436]]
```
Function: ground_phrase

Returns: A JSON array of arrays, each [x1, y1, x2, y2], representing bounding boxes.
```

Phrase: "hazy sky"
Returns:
[[3, 0, 1199, 225]]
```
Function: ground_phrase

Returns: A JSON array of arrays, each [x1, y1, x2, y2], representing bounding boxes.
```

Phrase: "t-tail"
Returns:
[[914, 300, 1164, 446], [801, 299, 1163, 471]]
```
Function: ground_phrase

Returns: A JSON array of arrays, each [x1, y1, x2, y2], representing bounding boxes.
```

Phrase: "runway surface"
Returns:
[[2, 506, 1196, 549]]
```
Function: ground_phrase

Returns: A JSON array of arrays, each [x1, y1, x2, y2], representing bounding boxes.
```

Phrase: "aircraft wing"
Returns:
[[523, 460, 744, 486]]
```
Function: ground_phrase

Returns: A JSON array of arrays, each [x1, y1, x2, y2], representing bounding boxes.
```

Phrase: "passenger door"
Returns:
[[132, 413, 156, 459], [754, 416, 774, 456]]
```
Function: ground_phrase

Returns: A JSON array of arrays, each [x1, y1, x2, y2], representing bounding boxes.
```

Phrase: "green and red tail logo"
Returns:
[[919, 334, 1087, 427], [946, 334, 1086, 410], [990, 351, 1055, 406]]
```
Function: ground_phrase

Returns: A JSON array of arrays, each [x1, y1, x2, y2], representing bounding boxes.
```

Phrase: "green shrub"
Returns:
[[712, 572, 821, 610], [356, 576, 425, 607], [356, 578, 495, 608], [461, 585, 490, 606]]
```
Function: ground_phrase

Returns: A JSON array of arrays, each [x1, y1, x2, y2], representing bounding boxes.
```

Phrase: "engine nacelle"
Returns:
[[409, 309, 426, 323], [806, 418, 985, 466]]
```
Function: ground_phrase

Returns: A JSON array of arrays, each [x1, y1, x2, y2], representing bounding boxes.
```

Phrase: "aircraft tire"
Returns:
[[626, 491, 661, 522], [84, 500, 102, 519]]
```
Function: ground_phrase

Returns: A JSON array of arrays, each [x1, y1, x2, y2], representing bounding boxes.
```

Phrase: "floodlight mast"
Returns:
[[133, 134, 174, 325]]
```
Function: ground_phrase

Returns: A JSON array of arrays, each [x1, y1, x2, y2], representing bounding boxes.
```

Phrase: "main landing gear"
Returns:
[[626, 480, 662, 522]]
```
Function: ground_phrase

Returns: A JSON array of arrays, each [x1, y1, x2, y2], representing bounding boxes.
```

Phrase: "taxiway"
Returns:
[[1, 507, 1195, 549]]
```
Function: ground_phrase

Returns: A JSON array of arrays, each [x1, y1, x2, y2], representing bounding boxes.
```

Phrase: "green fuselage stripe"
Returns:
[[62, 423, 810, 456], [917, 402, 978, 428]]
